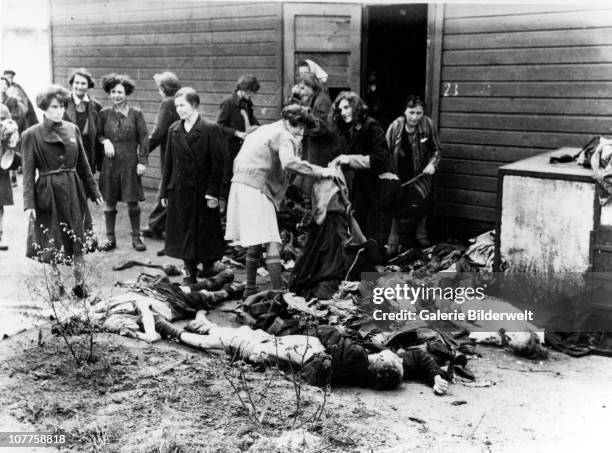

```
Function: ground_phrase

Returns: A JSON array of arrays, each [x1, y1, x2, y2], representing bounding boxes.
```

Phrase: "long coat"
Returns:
[[160, 116, 225, 263], [21, 117, 101, 263], [385, 115, 441, 200], [97, 106, 149, 203], [63, 94, 103, 172], [149, 96, 180, 164], [337, 116, 396, 252]]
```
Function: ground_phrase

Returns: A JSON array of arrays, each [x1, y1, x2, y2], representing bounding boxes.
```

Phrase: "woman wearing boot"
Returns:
[[97, 74, 149, 251], [22, 85, 103, 298], [385, 95, 441, 252], [225, 104, 335, 297], [160, 87, 225, 285]]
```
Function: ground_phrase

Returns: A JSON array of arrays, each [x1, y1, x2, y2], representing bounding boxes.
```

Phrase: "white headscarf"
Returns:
[[305, 59, 328, 84]]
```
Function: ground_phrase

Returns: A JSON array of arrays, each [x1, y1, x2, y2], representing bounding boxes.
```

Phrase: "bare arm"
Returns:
[[278, 137, 327, 178]]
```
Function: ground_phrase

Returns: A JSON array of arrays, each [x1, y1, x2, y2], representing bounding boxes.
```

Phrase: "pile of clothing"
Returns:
[[387, 230, 506, 274], [238, 290, 362, 337]]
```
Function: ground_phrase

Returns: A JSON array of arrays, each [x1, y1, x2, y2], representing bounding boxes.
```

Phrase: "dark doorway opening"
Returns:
[[364, 4, 428, 131]]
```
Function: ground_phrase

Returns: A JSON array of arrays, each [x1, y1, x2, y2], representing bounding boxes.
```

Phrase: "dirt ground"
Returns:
[[1, 180, 611, 452]]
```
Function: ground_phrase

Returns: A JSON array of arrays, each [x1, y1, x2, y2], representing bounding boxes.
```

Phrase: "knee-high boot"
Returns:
[[99, 209, 117, 251], [129, 207, 146, 251]]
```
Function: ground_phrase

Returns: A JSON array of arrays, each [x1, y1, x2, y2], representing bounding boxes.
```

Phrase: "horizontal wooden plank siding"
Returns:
[[50, 0, 282, 189], [436, 5, 612, 223]]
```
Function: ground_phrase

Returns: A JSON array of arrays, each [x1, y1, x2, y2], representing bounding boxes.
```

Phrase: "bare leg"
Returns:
[[134, 299, 161, 343], [73, 254, 85, 286]]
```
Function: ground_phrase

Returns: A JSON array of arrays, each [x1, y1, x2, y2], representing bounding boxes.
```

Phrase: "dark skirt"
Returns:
[[99, 142, 144, 203]]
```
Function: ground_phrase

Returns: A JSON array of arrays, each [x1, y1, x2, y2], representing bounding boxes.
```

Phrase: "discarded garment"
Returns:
[[112, 260, 181, 276], [283, 293, 328, 318]]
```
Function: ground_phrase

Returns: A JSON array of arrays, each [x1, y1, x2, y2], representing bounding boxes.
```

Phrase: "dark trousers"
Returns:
[[147, 180, 166, 233]]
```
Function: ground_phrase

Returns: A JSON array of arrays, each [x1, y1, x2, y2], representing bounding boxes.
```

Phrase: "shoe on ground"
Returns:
[[182, 275, 197, 286], [385, 243, 398, 258], [141, 227, 163, 239], [98, 239, 117, 252], [51, 284, 66, 301], [197, 263, 220, 279], [417, 238, 432, 248], [132, 236, 147, 251], [210, 268, 234, 286], [223, 281, 246, 299], [72, 284, 89, 299], [0, 242, 8, 251]]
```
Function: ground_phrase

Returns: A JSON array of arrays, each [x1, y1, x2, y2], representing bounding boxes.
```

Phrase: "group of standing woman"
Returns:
[[11, 68, 234, 297], [4, 62, 441, 299]]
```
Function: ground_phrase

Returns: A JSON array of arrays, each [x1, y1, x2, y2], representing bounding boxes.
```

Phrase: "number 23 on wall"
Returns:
[[443, 83, 459, 96]]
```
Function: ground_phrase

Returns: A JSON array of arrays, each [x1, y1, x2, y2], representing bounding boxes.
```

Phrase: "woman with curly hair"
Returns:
[[329, 91, 397, 258], [21, 85, 103, 298], [97, 74, 149, 251]]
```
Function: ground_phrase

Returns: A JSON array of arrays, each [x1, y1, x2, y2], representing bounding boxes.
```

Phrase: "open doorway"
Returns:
[[363, 3, 428, 131]]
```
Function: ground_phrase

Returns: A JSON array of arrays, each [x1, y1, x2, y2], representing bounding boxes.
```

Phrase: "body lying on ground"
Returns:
[[93, 269, 244, 342], [154, 313, 449, 394]]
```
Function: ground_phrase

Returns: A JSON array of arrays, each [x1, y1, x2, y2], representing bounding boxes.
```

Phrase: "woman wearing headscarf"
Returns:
[[225, 104, 335, 297], [329, 91, 398, 258], [141, 71, 181, 240], [97, 73, 149, 252], [63, 68, 103, 172], [21, 85, 103, 298], [160, 88, 225, 284], [385, 95, 441, 251]]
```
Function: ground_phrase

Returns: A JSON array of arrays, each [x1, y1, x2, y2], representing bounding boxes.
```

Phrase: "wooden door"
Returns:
[[283, 2, 362, 102]]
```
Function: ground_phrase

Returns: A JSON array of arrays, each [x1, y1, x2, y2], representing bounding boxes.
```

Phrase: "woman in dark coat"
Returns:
[[385, 95, 441, 251], [329, 91, 398, 259], [0, 104, 19, 251], [141, 71, 181, 240], [160, 87, 225, 284], [97, 74, 149, 251], [63, 68, 103, 172], [217, 74, 260, 207], [21, 85, 103, 298]]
